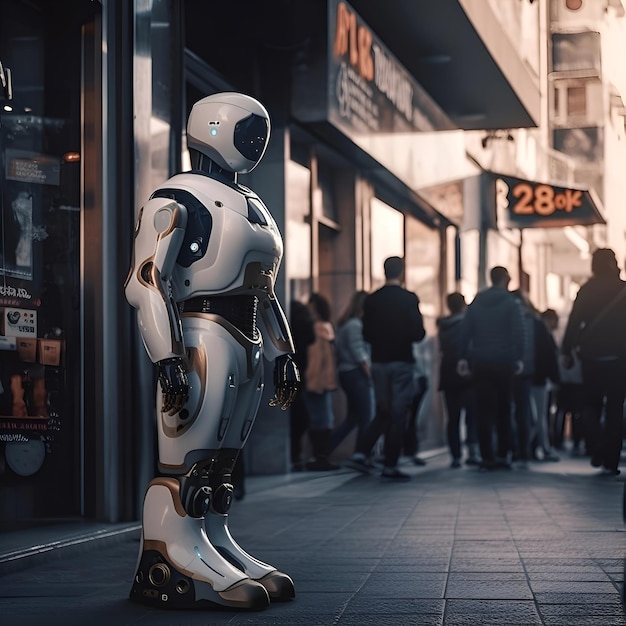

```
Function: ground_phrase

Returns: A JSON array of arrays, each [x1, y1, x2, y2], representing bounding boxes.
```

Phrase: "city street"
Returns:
[[1, 449, 625, 625]]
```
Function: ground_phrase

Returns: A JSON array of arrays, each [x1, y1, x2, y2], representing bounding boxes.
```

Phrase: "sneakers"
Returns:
[[543, 451, 560, 463], [450, 459, 461, 469], [343, 456, 375, 474], [412, 455, 427, 466], [600, 467, 621, 477], [305, 459, 339, 471], [478, 460, 497, 472], [479, 459, 511, 471], [381, 467, 411, 481]]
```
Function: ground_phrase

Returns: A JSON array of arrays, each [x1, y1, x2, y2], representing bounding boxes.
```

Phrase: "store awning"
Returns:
[[483, 172, 605, 230], [349, 0, 540, 130]]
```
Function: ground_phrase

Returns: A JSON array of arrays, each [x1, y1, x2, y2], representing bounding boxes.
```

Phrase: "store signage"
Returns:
[[491, 172, 605, 229], [328, 0, 454, 135], [1, 307, 37, 337], [0, 416, 49, 439], [6, 149, 60, 186]]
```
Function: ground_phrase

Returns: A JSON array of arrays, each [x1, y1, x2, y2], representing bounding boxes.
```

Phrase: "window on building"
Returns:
[[553, 86, 560, 117], [286, 159, 312, 302], [567, 85, 586, 117]]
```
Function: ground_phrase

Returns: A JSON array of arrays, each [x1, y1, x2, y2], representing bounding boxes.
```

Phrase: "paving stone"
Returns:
[[1, 453, 625, 625]]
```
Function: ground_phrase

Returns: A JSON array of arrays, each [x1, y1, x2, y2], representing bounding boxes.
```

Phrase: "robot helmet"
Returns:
[[187, 92, 270, 174]]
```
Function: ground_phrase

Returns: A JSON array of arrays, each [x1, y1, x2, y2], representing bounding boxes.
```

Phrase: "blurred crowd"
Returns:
[[285, 249, 626, 483]]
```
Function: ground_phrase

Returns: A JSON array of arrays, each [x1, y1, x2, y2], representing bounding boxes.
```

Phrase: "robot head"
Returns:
[[187, 92, 270, 174]]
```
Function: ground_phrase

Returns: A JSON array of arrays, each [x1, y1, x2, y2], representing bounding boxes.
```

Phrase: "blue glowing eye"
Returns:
[[210, 128, 218, 137]]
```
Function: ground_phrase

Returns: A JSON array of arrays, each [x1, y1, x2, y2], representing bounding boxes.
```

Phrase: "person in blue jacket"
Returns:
[[457, 266, 525, 471]]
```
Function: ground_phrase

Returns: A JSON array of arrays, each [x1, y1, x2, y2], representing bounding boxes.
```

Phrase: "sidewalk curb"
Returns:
[[0, 524, 141, 576]]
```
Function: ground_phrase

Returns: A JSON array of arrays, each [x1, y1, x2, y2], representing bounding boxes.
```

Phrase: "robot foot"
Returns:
[[255, 570, 295, 602], [129, 548, 270, 610], [206, 512, 295, 601]]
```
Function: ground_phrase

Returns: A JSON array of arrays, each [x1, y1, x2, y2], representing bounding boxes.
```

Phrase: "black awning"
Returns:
[[483, 172, 605, 229]]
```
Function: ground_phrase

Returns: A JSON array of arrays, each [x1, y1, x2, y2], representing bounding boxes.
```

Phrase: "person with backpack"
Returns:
[[561, 248, 626, 476]]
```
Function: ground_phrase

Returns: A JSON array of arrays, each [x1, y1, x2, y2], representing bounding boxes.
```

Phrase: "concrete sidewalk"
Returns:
[[0, 449, 625, 625]]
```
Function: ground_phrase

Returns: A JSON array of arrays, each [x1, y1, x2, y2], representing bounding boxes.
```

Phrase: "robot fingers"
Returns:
[[269, 354, 300, 410], [268, 386, 297, 410], [158, 357, 190, 415], [162, 391, 188, 415]]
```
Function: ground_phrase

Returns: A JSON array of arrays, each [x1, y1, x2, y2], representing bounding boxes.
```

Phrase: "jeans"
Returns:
[[581, 357, 626, 471], [357, 361, 415, 469], [512, 376, 532, 461], [332, 367, 375, 451], [472, 362, 515, 463], [443, 386, 478, 460], [303, 390, 335, 430], [530, 383, 551, 453]]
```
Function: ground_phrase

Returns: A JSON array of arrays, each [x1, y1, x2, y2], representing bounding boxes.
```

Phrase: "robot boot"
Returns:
[[130, 478, 269, 610], [205, 511, 295, 601]]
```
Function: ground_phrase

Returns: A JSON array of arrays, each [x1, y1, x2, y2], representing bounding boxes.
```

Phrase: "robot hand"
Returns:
[[157, 357, 189, 415], [269, 354, 300, 410]]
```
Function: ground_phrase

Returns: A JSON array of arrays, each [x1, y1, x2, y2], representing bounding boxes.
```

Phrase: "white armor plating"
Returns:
[[125, 93, 297, 610]]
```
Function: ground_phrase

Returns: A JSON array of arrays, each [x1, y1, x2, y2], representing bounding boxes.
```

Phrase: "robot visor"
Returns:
[[234, 114, 268, 162]]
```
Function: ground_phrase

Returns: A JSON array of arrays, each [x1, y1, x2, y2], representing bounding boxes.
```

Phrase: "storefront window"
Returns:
[[286, 160, 312, 302], [487, 230, 521, 290], [0, 0, 90, 520], [460, 229, 480, 299], [405, 214, 440, 328], [370, 197, 403, 288]]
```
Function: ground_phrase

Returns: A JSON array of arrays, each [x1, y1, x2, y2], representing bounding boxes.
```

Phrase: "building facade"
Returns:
[[0, 0, 545, 524]]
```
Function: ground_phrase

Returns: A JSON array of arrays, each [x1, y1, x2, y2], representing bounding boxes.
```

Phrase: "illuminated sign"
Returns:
[[328, 0, 454, 135], [5, 149, 60, 186], [490, 173, 604, 229]]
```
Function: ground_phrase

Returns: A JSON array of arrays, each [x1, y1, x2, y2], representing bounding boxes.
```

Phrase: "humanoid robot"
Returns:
[[125, 92, 299, 610]]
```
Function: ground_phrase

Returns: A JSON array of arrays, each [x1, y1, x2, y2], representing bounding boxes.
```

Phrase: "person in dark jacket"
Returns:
[[289, 300, 316, 471], [531, 309, 561, 462], [437, 292, 479, 468], [457, 266, 525, 471], [561, 248, 626, 476], [345, 256, 426, 481], [510, 289, 536, 469]]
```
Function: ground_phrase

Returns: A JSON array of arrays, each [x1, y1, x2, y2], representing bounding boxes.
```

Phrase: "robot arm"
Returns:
[[256, 294, 295, 360], [257, 295, 300, 409], [268, 353, 300, 410], [125, 197, 190, 413]]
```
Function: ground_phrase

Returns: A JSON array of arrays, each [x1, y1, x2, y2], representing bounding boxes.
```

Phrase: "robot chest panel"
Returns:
[[173, 207, 282, 297]]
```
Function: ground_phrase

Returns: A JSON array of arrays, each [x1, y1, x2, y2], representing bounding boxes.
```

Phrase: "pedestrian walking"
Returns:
[[436, 292, 479, 468], [531, 308, 561, 462], [289, 300, 316, 471], [510, 290, 536, 469], [561, 248, 626, 476], [457, 266, 525, 471], [304, 293, 339, 471], [331, 290, 375, 462], [345, 256, 426, 481]]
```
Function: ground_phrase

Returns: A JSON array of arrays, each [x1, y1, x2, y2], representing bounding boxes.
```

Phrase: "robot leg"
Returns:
[[205, 508, 295, 601], [130, 317, 272, 609], [129, 477, 269, 610], [201, 368, 294, 601]]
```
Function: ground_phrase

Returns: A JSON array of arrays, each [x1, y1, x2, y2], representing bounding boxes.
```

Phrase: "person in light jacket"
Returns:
[[331, 290, 374, 461], [304, 292, 338, 470]]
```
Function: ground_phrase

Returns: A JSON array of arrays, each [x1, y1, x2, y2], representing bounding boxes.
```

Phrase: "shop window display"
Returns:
[[0, 0, 86, 520]]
